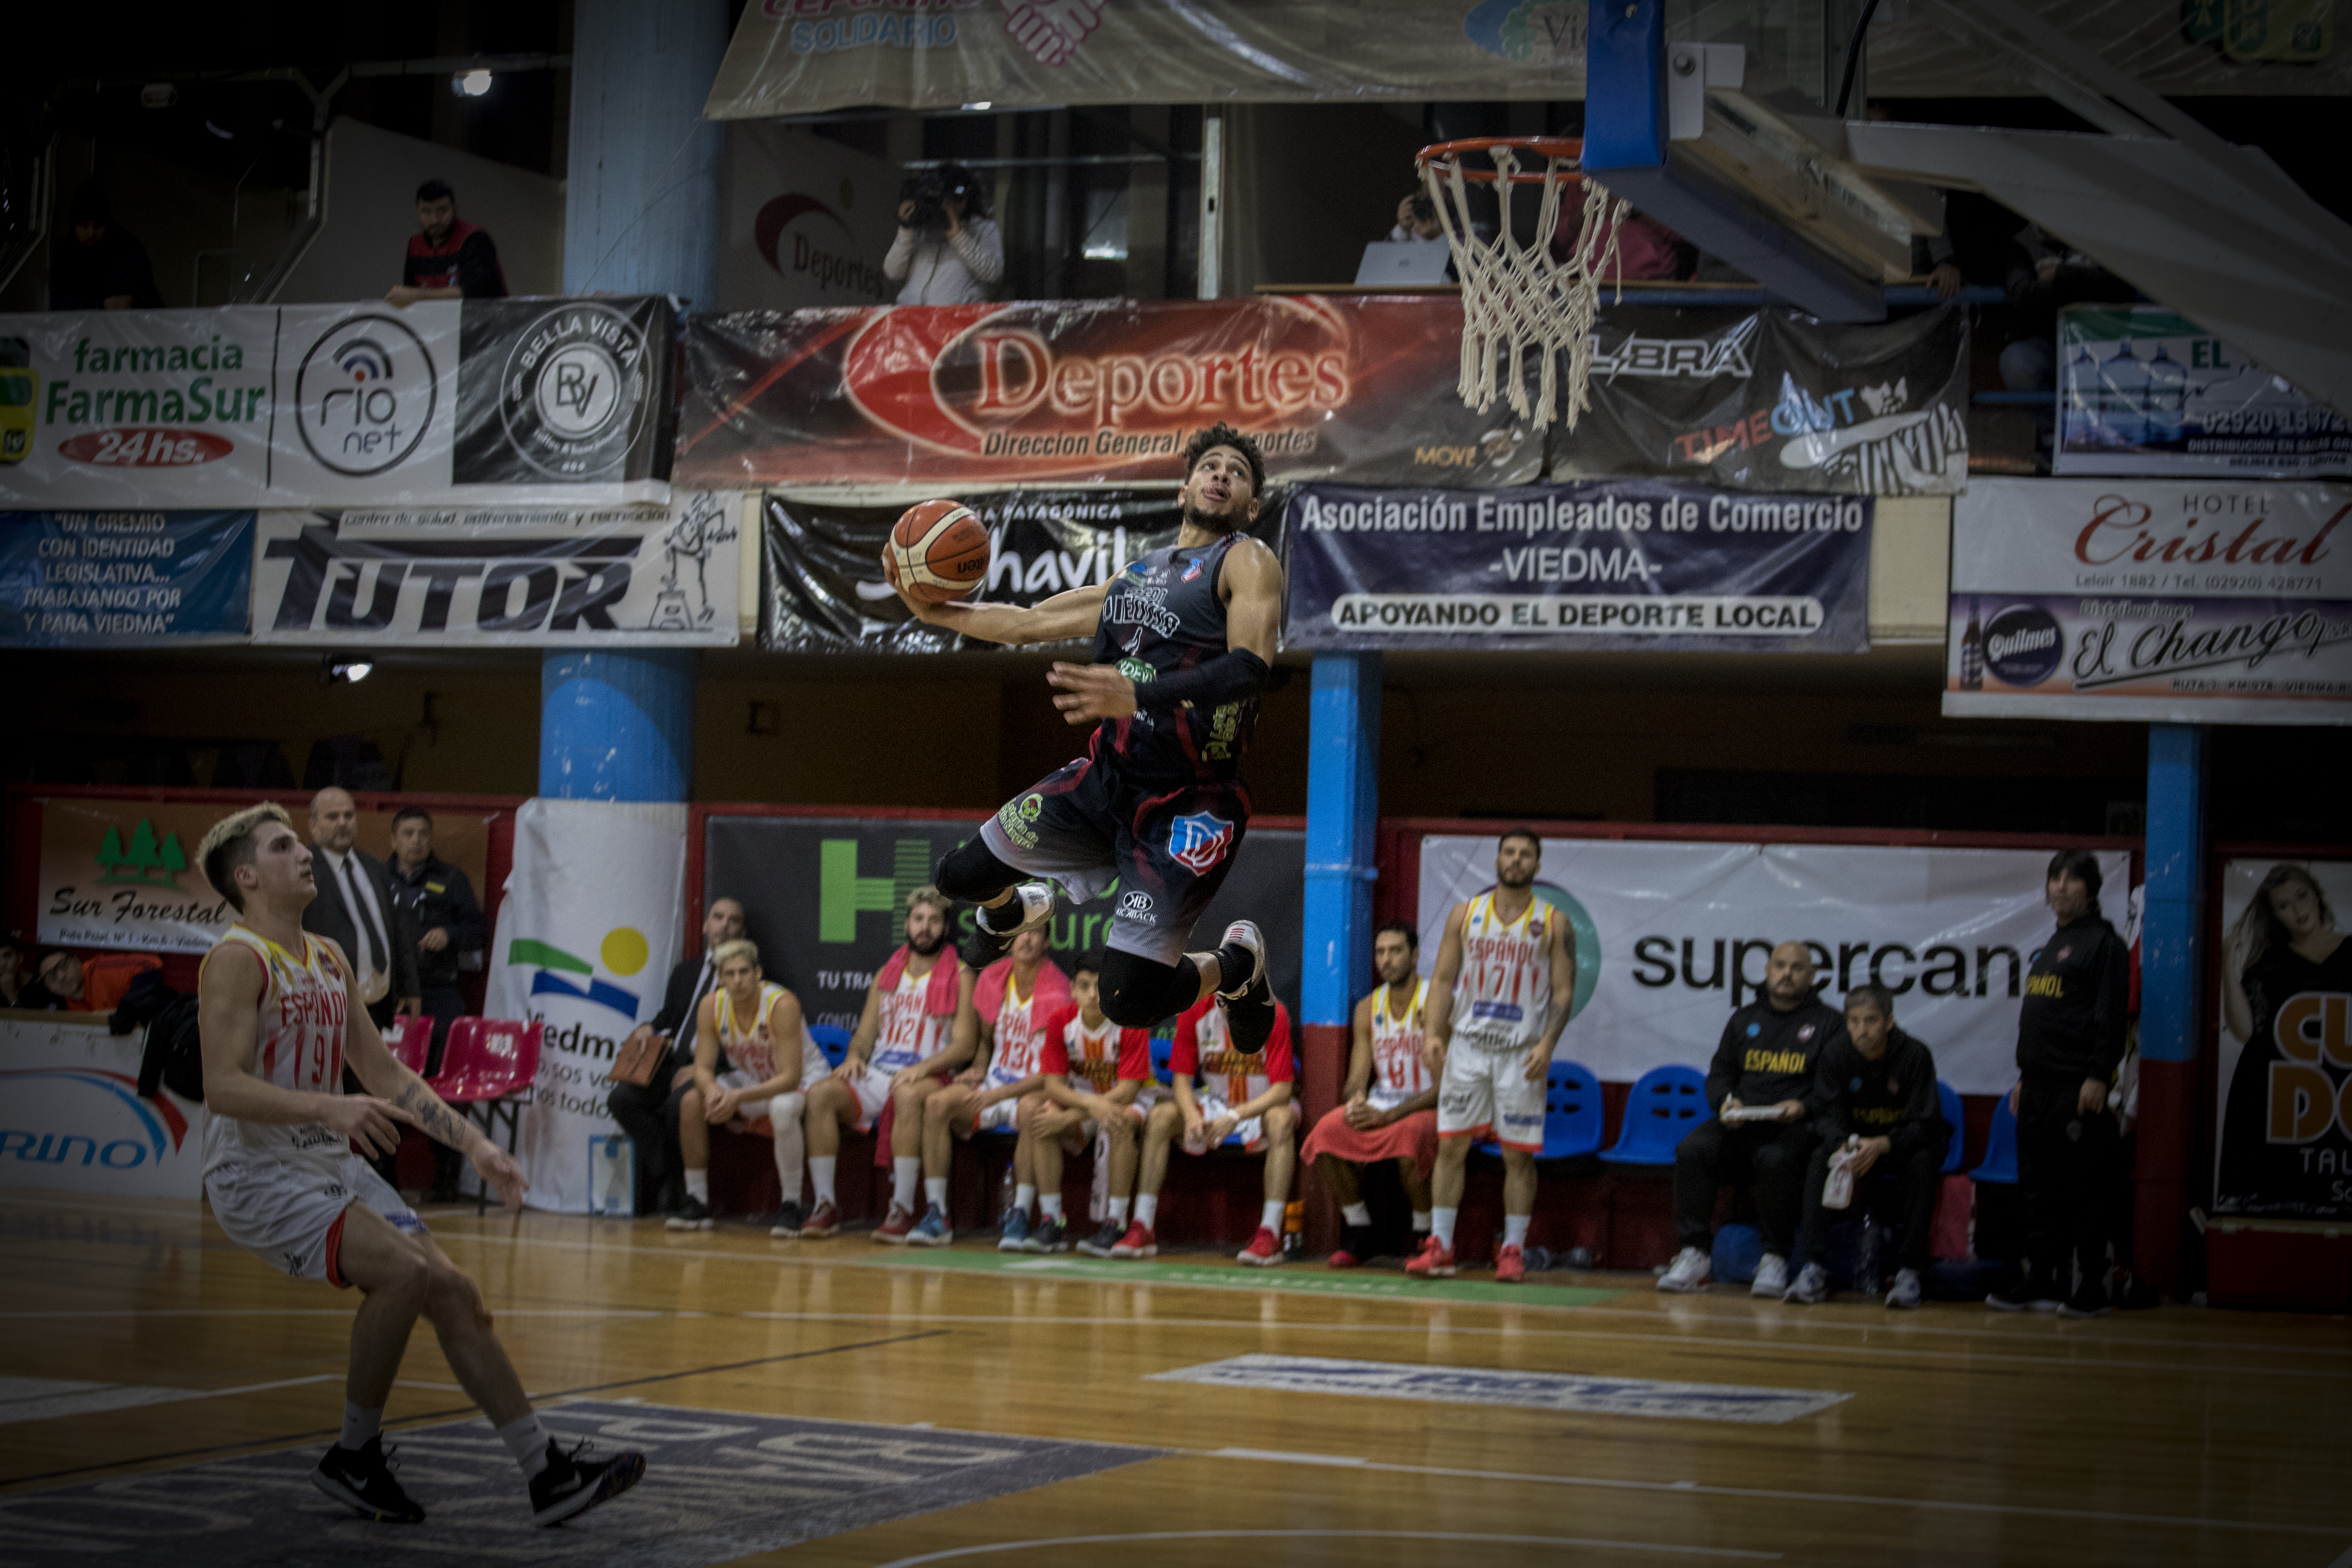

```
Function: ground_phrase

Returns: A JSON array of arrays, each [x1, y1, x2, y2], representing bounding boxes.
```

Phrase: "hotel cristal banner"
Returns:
[[1946, 477, 2352, 724]]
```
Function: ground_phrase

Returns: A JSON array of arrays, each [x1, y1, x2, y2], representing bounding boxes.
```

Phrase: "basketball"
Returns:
[[889, 499, 991, 604]]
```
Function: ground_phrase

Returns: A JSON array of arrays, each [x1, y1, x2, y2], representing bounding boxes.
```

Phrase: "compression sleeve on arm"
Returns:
[[1132, 648, 1269, 712]]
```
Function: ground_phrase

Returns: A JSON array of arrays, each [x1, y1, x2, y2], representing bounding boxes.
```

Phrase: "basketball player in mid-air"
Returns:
[[193, 804, 643, 1526], [884, 421, 1284, 1083]]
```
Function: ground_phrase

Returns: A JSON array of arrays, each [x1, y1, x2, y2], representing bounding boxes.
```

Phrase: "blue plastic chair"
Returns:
[[1476, 1060, 1604, 1161], [1150, 1034, 1175, 1087], [808, 1024, 849, 1070], [1968, 1088, 2020, 1185], [1937, 1080, 1966, 1174], [1599, 1064, 1709, 1165]]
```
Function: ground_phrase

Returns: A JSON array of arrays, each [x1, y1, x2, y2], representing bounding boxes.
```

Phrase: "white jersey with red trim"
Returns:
[[717, 981, 827, 1085], [872, 960, 954, 1075], [1452, 890, 1552, 1053], [200, 925, 352, 1171], [982, 974, 1050, 1092], [1367, 977, 1431, 1111]]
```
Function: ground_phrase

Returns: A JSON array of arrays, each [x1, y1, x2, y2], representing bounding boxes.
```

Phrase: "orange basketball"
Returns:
[[889, 499, 991, 604]]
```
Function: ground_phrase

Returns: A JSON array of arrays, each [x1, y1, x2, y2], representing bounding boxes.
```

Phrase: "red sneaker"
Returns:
[[1327, 1245, 1362, 1269], [1237, 1227, 1283, 1268], [874, 1204, 915, 1244], [1404, 1235, 1456, 1278], [1107, 1220, 1157, 1259], [798, 1200, 839, 1239], [1495, 1243, 1526, 1284]]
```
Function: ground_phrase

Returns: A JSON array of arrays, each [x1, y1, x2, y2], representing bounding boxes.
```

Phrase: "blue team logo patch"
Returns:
[[1181, 557, 1206, 582], [1168, 811, 1236, 874], [1746, 1022, 1761, 1037]]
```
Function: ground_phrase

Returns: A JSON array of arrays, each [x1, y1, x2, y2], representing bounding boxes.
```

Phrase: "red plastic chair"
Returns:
[[379, 1014, 434, 1075], [427, 1017, 543, 1210]]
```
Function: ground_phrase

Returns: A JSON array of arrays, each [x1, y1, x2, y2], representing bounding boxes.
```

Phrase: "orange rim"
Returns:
[[1415, 136, 1586, 184]]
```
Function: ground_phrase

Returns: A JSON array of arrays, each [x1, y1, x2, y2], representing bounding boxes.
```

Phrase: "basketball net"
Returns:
[[1421, 142, 1627, 432]]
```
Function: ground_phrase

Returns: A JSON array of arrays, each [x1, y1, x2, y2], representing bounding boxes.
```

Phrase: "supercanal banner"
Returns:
[[1282, 481, 1871, 652], [0, 509, 251, 646]]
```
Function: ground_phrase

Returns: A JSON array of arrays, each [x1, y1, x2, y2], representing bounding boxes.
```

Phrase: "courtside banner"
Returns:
[[0, 509, 251, 646], [2213, 856, 2352, 1220], [702, 815, 1303, 1036], [486, 799, 688, 1213], [1945, 477, 2352, 724], [761, 488, 1214, 652], [1282, 480, 1871, 652], [1416, 835, 2133, 1094], [2055, 306, 2351, 480], [0, 1015, 206, 1200], [678, 299, 1543, 491], [1557, 302, 1970, 496], [251, 492, 737, 647]]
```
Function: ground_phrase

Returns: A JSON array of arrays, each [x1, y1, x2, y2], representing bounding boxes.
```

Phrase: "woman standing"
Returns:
[[2217, 864, 2352, 1216]]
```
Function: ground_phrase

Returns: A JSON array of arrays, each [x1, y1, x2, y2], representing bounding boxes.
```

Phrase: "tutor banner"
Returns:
[[1555, 302, 1970, 496], [0, 298, 675, 510], [1945, 478, 2352, 724], [485, 799, 688, 1214], [1282, 480, 1871, 652], [762, 487, 1214, 652], [2214, 856, 2352, 1220], [253, 492, 738, 647], [1415, 835, 2133, 1094], [0, 509, 251, 646], [679, 298, 1542, 492], [2055, 305, 2352, 480]]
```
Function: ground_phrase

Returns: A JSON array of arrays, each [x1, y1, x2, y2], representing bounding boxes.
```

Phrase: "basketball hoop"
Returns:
[[1416, 136, 1627, 431]]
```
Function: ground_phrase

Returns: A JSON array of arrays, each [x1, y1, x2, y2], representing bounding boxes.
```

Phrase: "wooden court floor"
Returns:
[[3, 1188, 2348, 1567]]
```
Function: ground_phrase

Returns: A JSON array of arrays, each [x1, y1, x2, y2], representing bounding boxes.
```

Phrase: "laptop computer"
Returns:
[[1354, 240, 1453, 286]]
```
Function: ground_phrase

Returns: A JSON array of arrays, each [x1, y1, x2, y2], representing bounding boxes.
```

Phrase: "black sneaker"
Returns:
[[770, 1201, 804, 1239], [666, 1196, 713, 1231], [529, 1439, 647, 1527], [1986, 1276, 2062, 1313], [1024, 1216, 1070, 1253], [1075, 1218, 1125, 1257], [2056, 1281, 2110, 1319], [311, 1436, 426, 1523]]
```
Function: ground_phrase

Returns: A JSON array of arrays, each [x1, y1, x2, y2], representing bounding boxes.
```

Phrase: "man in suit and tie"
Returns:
[[606, 897, 747, 1215], [303, 788, 422, 1031]]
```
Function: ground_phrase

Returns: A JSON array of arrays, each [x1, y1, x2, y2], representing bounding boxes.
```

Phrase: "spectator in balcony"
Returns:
[[50, 184, 163, 311], [886, 163, 1002, 306], [387, 179, 508, 307], [1389, 192, 1445, 243], [1998, 224, 2135, 390], [606, 897, 747, 1216], [387, 807, 488, 1203]]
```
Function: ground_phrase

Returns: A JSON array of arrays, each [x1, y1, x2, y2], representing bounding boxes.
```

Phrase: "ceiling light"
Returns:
[[320, 656, 374, 686], [962, 101, 992, 111], [453, 69, 494, 98]]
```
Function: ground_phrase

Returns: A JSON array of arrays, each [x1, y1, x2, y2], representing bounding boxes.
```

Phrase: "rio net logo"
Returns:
[[294, 314, 439, 478]]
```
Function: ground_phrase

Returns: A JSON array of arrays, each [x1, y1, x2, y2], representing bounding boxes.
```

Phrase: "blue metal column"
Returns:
[[541, 0, 726, 799], [2135, 722, 2206, 1294], [1302, 654, 1382, 1041]]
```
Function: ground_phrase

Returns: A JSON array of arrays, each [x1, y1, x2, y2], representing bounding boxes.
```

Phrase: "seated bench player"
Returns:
[[667, 940, 828, 1236], [1784, 983, 1951, 1309], [1303, 922, 1439, 1267], [1029, 954, 1155, 1256], [799, 887, 977, 1239], [910, 928, 1070, 1246], [1111, 991, 1297, 1266]]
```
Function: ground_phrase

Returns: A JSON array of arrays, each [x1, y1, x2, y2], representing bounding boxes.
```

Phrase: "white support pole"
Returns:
[[1198, 107, 1222, 300]]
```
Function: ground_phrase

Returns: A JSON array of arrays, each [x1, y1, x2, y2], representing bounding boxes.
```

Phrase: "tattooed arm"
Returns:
[[342, 963, 528, 1211]]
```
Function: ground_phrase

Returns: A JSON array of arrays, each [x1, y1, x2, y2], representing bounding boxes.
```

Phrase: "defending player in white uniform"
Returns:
[[193, 803, 643, 1527], [1413, 830, 1578, 1283], [667, 939, 828, 1236], [1301, 922, 1441, 1268]]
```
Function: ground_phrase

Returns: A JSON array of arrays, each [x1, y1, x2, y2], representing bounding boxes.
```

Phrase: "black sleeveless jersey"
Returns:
[[1089, 532, 1257, 785]]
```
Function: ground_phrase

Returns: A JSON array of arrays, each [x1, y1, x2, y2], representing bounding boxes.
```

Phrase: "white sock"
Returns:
[[1504, 1214, 1531, 1248], [340, 1401, 381, 1450], [925, 1177, 948, 1211], [893, 1156, 920, 1212], [683, 1169, 709, 1203], [1260, 1199, 1285, 1233], [1015, 1183, 1037, 1213], [498, 1412, 550, 1478], [1107, 1196, 1130, 1223], [1040, 1192, 1064, 1219], [1340, 1202, 1372, 1227], [1412, 1210, 1432, 1232], [810, 1156, 837, 1205], [1135, 1193, 1159, 1230], [1432, 1207, 1458, 1249]]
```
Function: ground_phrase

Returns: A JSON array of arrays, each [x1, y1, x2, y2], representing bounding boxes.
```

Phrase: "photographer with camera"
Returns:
[[885, 162, 1003, 306]]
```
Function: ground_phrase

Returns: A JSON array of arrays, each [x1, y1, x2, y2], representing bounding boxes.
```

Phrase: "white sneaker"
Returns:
[[1885, 1268, 1923, 1309], [1215, 920, 1268, 1001], [1657, 1246, 1712, 1293], [1784, 1262, 1831, 1304], [1750, 1253, 1789, 1298]]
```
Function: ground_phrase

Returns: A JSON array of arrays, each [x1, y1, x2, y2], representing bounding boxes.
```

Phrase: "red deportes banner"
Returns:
[[677, 298, 1544, 490]]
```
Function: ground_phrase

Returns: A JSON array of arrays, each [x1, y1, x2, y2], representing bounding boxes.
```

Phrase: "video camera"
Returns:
[[900, 166, 976, 231]]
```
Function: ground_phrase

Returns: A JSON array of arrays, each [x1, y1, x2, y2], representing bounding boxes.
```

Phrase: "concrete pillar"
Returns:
[[540, 650, 697, 801], [2135, 722, 2206, 1295]]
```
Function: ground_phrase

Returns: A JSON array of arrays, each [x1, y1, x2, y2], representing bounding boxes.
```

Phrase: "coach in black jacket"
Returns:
[[1992, 849, 2131, 1318], [301, 788, 420, 1031], [607, 897, 746, 1214]]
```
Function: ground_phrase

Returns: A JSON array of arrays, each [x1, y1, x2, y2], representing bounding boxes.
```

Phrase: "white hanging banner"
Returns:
[[1415, 835, 2133, 1094], [484, 799, 687, 1213]]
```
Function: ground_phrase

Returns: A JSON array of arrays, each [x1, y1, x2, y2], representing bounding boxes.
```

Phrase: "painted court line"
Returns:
[[870, 1530, 1781, 1565], [1152, 1353, 1851, 1424], [0, 1374, 339, 1426]]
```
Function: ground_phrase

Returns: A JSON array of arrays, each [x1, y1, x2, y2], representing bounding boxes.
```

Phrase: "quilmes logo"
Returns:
[[507, 928, 650, 1019], [294, 313, 438, 477], [818, 837, 936, 944], [497, 303, 650, 480], [262, 518, 650, 637], [95, 817, 190, 888], [0, 1068, 192, 1171]]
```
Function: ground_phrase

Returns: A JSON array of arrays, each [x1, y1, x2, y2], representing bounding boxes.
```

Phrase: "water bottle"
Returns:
[[1822, 1135, 1859, 1210], [1283, 1200, 1305, 1259], [2144, 343, 2187, 445], [2061, 344, 2102, 446], [1856, 1210, 1883, 1297], [997, 1162, 1017, 1220], [2100, 338, 2150, 447]]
